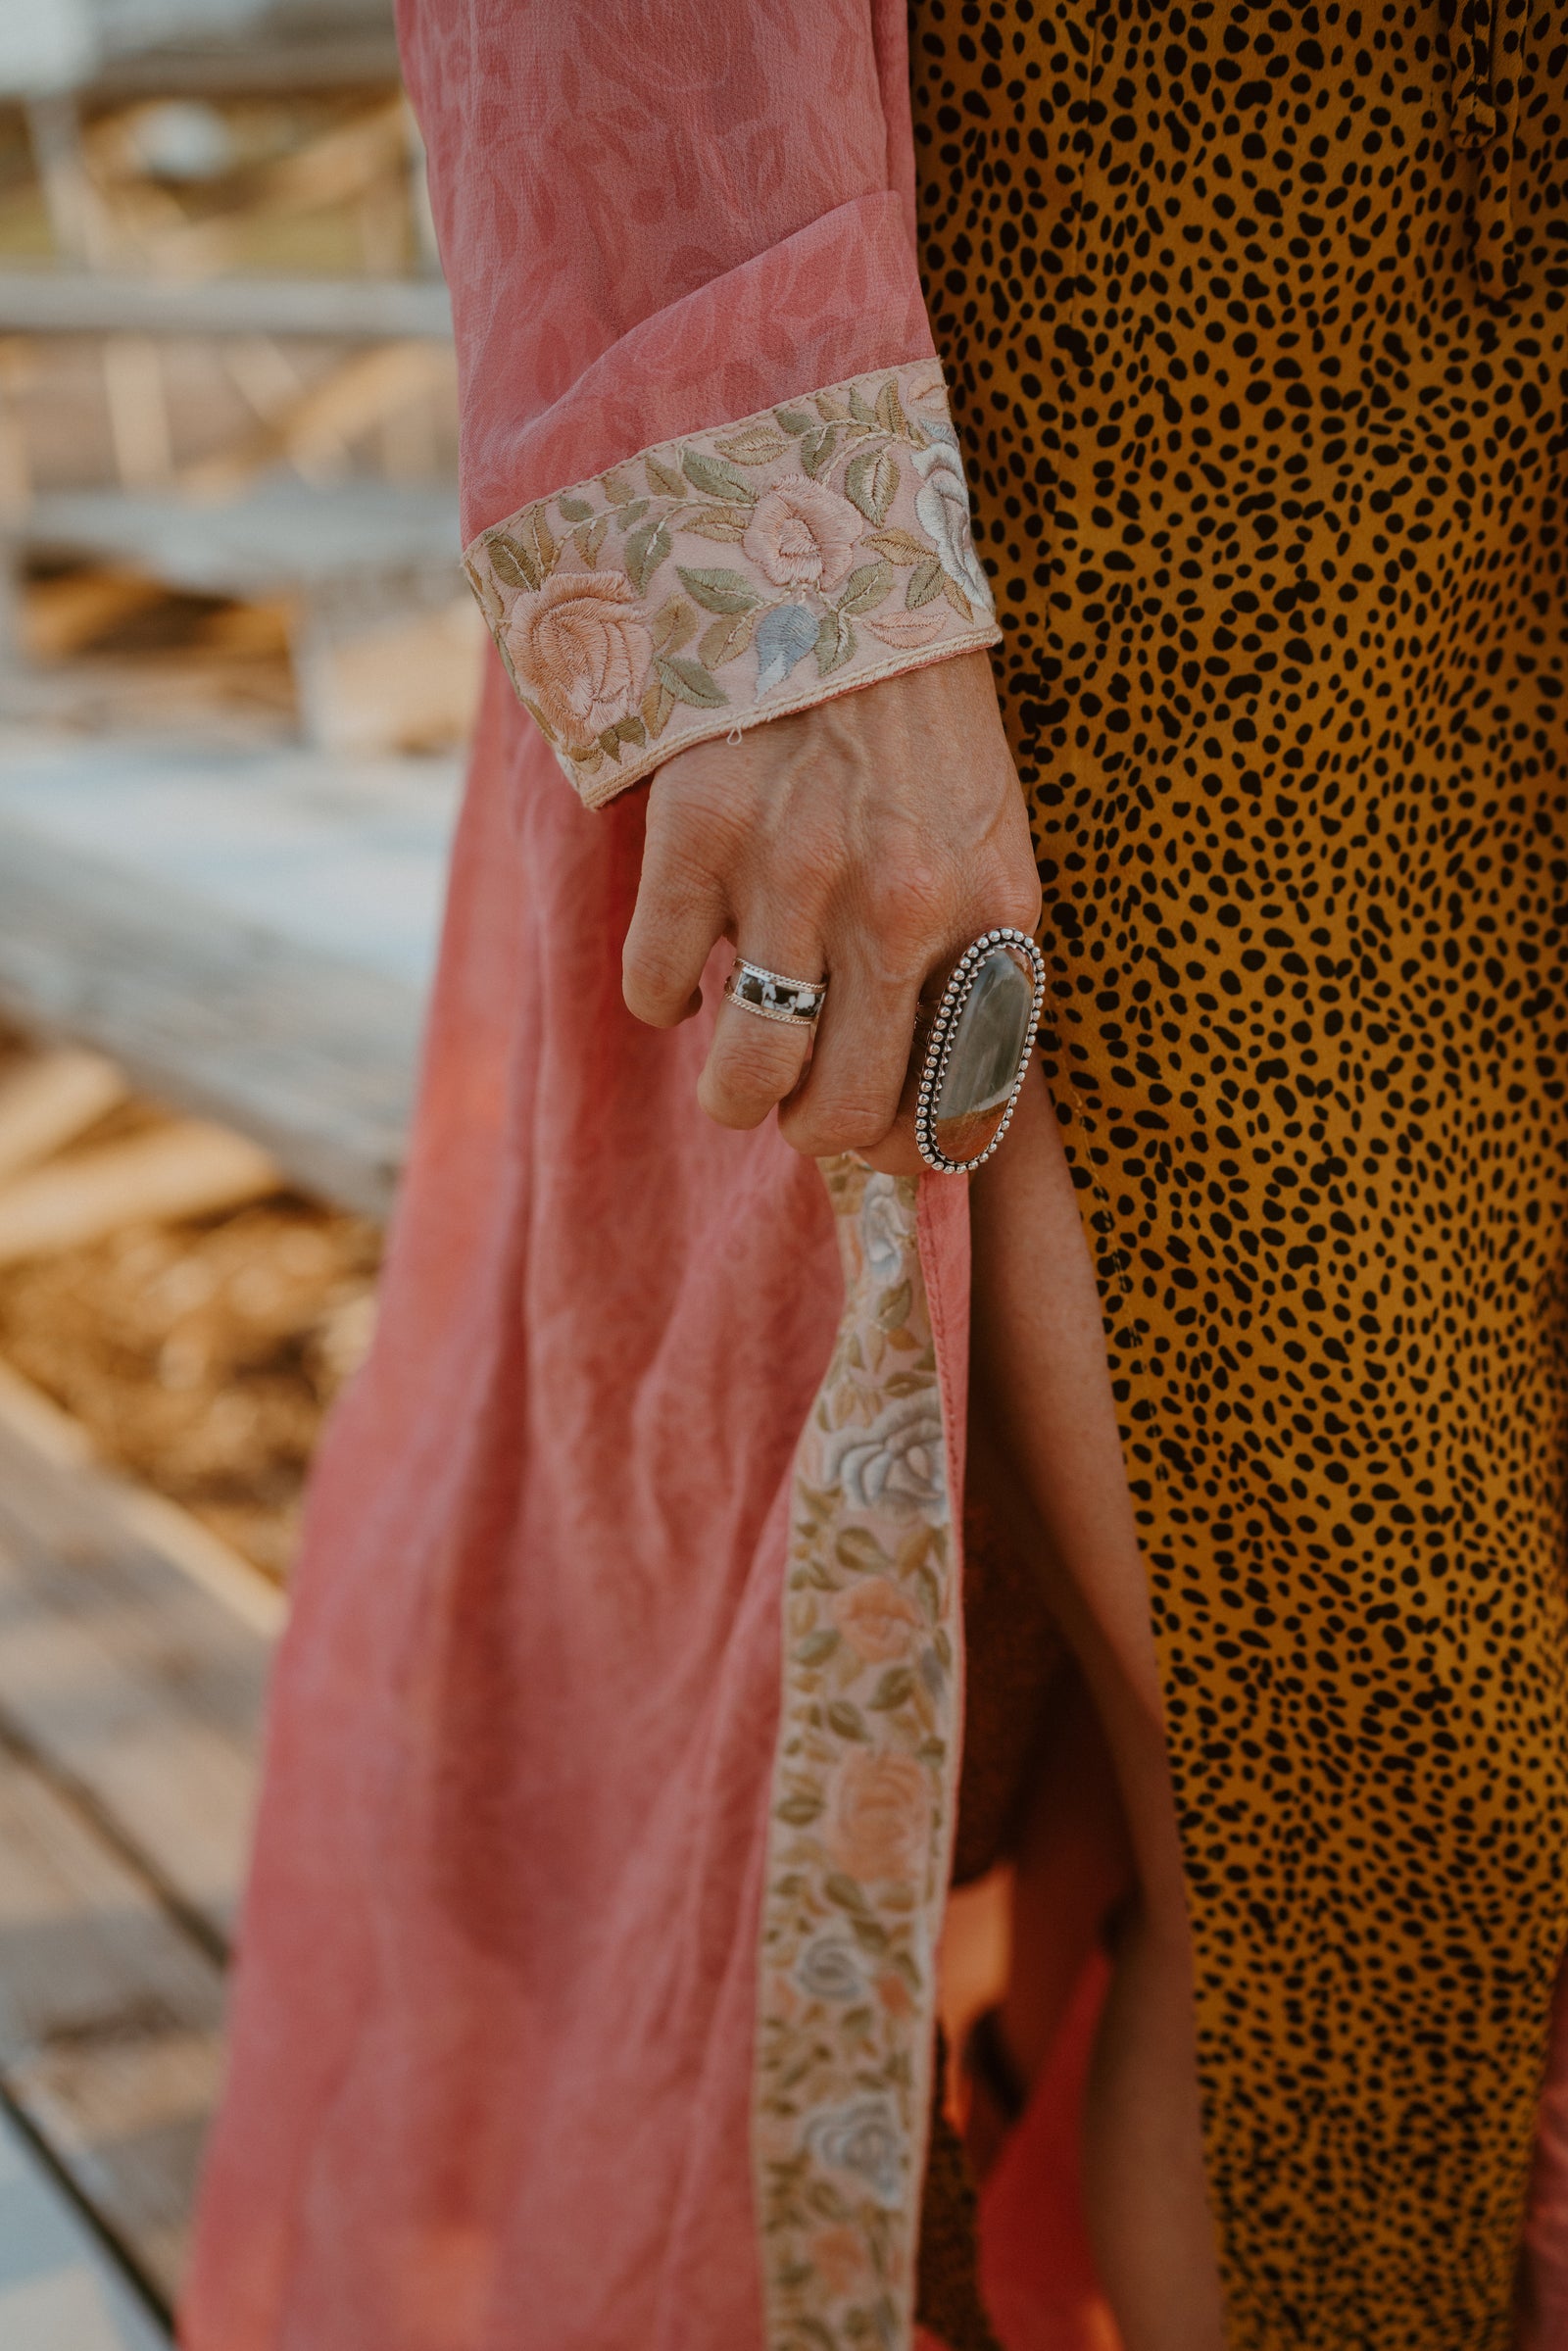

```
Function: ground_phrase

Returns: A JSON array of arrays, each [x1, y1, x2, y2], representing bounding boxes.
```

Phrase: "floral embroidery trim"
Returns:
[[754, 1161, 961, 2351], [462, 361, 1001, 808]]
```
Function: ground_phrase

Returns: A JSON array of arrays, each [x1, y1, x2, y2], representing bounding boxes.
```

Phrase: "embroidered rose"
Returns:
[[810, 2224, 869, 2297], [822, 1395, 946, 1518], [742, 474, 862, 592], [796, 1935, 865, 2002], [913, 441, 992, 609], [858, 1173, 910, 1288], [830, 1576, 922, 1664], [824, 1750, 929, 1885], [803, 2093, 906, 2209], [503, 570, 653, 752]]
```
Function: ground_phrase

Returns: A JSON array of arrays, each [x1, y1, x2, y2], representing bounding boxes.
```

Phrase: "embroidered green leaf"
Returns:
[[700, 607, 760, 668], [641, 677, 677, 738], [774, 407, 814, 435], [676, 563, 760, 614], [716, 421, 790, 465], [644, 451, 686, 499], [486, 535, 538, 593], [617, 498, 651, 527], [815, 389, 852, 421], [865, 526, 930, 564], [799, 424, 840, 479], [528, 507, 559, 577], [557, 493, 594, 522], [848, 384, 878, 425], [837, 558, 893, 617], [942, 571, 975, 620], [613, 712, 648, 746], [906, 555, 944, 609], [887, 1947, 924, 1992], [624, 516, 672, 594], [875, 378, 908, 437], [464, 558, 502, 626], [844, 447, 899, 526], [867, 1667, 915, 1711], [835, 1527, 890, 1573], [776, 1790, 825, 1827], [912, 1563, 942, 1625], [656, 654, 728, 709], [649, 595, 696, 656], [681, 448, 757, 503], [814, 607, 857, 674], [848, 1916, 891, 1953], [825, 1699, 868, 1741], [681, 510, 751, 543], [876, 1276, 912, 1330], [597, 726, 624, 762], [782, 2317, 838, 2351], [572, 514, 609, 567], [793, 1628, 841, 1668], [600, 467, 636, 506], [824, 1873, 870, 1912]]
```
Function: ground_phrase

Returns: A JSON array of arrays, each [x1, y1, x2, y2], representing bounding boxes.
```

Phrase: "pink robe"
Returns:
[[179, 5, 1568, 2346]]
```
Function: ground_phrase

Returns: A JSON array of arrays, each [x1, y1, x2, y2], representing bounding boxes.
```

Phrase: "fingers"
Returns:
[[776, 952, 922, 1161], [697, 936, 823, 1131], [620, 775, 738, 1024]]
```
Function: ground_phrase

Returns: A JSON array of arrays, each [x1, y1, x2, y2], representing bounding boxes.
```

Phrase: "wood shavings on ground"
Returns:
[[0, 1199, 379, 1579]]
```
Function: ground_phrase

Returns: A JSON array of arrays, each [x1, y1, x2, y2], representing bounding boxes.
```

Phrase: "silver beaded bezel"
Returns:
[[913, 926, 1046, 1175]]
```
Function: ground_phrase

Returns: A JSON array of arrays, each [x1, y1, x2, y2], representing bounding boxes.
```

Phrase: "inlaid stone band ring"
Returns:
[[722, 958, 829, 1027], [911, 927, 1046, 1175]]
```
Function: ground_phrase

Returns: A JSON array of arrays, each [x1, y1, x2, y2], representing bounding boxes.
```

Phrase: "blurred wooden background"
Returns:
[[0, 6, 473, 2342]]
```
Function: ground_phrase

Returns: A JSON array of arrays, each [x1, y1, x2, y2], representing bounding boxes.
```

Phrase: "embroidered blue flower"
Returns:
[[803, 2094, 906, 2209], [796, 1935, 865, 2002], [754, 601, 820, 695]]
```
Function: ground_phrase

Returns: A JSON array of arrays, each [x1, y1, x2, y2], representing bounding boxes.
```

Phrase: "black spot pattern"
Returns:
[[910, 2, 1568, 2341]]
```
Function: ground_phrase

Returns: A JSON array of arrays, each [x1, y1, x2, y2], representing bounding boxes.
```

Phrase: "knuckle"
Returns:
[[782, 1090, 895, 1158], [705, 1021, 806, 1110], [622, 940, 689, 1024], [864, 861, 953, 968]]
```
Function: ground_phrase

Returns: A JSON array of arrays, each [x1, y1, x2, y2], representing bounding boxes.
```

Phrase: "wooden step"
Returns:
[[0, 1362, 279, 1947], [0, 1365, 279, 2312], [0, 2103, 170, 2347]]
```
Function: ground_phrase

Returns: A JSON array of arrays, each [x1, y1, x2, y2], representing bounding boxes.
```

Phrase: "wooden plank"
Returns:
[[0, 2105, 170, 2347], [16, 481, 460, 598], [0, 1751, 226, 2313], [0, 819, 421, 1218], [0, 1053, 127, 1189], [0, 271, 453, 342], [0, 1359, 278, 1945], [0, 1122, 281, 1266]]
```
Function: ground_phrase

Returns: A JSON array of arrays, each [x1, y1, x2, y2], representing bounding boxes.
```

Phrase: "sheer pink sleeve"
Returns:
[[396, 0, 1000, 806]]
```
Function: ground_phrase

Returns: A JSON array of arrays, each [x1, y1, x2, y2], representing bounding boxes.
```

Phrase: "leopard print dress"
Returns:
[[909, 2, 1568, 2342]]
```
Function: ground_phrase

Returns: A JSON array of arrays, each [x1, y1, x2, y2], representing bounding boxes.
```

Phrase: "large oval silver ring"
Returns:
[[723, 958, 829, 1027], [913, 927, 1046, 1174]]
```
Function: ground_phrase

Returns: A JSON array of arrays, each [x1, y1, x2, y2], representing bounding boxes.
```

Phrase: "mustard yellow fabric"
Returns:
[[912, 4, 1568, 2342]]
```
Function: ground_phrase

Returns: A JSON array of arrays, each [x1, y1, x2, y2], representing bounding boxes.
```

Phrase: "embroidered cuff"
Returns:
[[462, 360, 1002, 808]]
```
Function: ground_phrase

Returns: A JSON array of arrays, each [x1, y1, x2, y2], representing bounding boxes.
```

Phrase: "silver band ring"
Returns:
[[723, 958, 828, 1027]]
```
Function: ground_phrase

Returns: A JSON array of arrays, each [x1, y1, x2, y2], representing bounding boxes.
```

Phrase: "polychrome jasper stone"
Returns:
[[914, 930, 1045, 1173]]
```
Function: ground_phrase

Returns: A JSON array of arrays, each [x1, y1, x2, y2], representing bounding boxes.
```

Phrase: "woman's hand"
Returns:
[[620, 649, 1041, 1170]]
